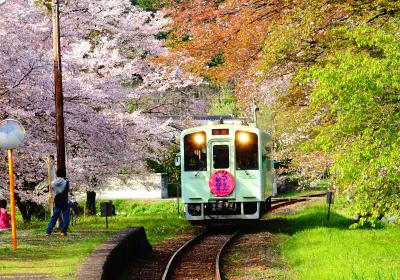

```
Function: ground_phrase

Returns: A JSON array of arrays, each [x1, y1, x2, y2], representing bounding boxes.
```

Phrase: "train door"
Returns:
[[209, 141, 236, 198], [211, 141, 233, 174]]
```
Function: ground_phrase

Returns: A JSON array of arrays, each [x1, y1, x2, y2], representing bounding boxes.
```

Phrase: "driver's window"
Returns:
[[213, 145, 229, 169], [184, 132, 207, 171]]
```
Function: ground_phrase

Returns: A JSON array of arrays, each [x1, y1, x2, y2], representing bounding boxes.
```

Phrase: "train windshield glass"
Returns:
[[235, 131, 258, 170], [213, 145, 230, 169], [184, 132, 207, 171]]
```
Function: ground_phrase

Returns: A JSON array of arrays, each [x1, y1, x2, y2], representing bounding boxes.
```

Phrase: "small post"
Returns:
[[101, 201, 112, 228], [326, 191, 334, 221], [174, 155, 181, 215], [8, 149, 17, 250], [46, 155, 55, 215], [176, 184, 180, 215]]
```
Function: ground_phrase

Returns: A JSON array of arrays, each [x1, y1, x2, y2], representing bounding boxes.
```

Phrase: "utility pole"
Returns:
[[52, 0, 66, 177]]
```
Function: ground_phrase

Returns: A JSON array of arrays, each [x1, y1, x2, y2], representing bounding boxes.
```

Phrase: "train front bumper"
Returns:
[[185, 201, 261, 220]]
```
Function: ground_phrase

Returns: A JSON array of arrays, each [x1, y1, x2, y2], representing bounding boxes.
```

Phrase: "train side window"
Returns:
[[235, 131, 258, 170], [184, 132, 207, 171], [213, 145, 229, 169]]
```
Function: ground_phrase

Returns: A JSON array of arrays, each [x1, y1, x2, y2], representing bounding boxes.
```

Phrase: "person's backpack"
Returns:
[[54, 192, 63, 207], [54, 179, 69, 207]]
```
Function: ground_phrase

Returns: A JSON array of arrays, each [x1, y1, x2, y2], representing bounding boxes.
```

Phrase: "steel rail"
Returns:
[[270, 192, 327, 210], [271, 192, 327, 203], [162, 228, 239, 280], [215, 229, 240, 280], [161, 230, 207, 280], [270, 198, 307, 210]]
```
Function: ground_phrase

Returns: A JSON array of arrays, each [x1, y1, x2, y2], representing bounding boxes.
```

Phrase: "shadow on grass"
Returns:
[[246, 206, 355, 235]]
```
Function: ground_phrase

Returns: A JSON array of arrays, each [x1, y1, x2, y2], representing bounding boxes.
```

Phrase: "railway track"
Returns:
[[157, 193, 326, 280], [270, 192, 326, 210], [162, 227, 240, 280]]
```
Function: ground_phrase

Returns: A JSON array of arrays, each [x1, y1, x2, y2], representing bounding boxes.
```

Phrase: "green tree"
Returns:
[[146, 144, 181, 196], [208, 87, 239, 117], [262, 0, 400, 226], [131, 0, 161, 11]]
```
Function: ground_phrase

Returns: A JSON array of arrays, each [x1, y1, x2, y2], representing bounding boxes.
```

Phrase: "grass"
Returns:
[[222, 231, 287, 280], [283, 225, 399, 279], [222, 198, 399, 279], [2, 197, 399, 280], [265, 200, 400, 280], [0, 199, 189, 279]]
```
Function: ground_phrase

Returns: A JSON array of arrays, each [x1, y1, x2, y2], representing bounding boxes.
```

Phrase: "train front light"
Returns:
[[194, 133, 205, 145], [237, 132, 250, 143]]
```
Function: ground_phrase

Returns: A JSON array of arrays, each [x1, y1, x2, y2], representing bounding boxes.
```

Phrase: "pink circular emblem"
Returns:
[[209, 170, 235, 197]]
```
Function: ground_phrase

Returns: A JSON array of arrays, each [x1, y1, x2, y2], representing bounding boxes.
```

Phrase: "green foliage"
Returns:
[[85, 30, 103, 53], [304, 21, 400, 227], [208, 87, 239, 116], [262, 0, 400, 227], [121, 44, 148, 59], [207, 52, 225, 68], [146, 144, 181, 186], [155, 31, 170, 40], [262, 0, 331, 73], [96, 199, 183, 216], [121, 74, 144, 88], [124, 99, 139, 113], [256, 108, 274, 134], [131, 0, 161, 12]]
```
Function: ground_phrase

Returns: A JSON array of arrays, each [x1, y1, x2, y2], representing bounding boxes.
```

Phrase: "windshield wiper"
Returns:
[[194, 162, 205, 177]]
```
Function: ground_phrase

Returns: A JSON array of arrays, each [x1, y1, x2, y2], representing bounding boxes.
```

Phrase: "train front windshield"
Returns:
[[235, 131, 258, 170], [213, 145, 229, 169], [184, 132, 207, 171]]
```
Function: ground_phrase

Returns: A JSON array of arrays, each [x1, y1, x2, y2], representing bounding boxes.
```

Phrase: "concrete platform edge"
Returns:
[[77, 227, 152, 280]]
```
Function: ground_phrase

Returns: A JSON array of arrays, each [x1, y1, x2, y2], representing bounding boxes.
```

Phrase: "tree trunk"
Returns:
[[86, 191, 96, 216], [15, 195, 45, 223], [15, 196, 31, 223]]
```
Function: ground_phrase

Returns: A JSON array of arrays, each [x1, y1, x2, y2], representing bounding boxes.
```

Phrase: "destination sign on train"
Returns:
[[212, 129, 229, 135]]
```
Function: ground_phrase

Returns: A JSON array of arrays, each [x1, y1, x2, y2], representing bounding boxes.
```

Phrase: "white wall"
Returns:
[[96, 173, 168, 200]]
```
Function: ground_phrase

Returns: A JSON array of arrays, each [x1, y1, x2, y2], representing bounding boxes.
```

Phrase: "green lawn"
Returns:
[[0, 199, 189, 279], [266, 201, 400, 280], [1, 198, 398, 280]]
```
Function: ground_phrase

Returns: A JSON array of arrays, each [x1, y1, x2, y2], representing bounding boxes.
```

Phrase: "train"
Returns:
[[175, 118, 276, 222]]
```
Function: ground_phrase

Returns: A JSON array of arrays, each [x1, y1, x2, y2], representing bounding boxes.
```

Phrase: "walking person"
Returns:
[[45, 169, 70, 236], [0, 199, 11, 230]]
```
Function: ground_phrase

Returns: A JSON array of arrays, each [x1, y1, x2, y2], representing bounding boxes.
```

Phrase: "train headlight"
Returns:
[[194, 133, 205, 145], [237, 132, 250, 143]]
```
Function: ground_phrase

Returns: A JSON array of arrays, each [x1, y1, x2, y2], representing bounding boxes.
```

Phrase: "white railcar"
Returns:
[[176, 121, 275, 221]]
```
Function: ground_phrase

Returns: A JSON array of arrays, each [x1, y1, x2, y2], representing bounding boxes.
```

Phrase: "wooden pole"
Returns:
[[8, 149, 17, 250], [47, 156, 54, 215], [52, 0, 66, 178]]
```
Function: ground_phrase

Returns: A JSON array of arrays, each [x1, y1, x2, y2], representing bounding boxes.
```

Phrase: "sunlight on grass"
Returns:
[[270, 201, 400, 280], [0, 199, 189, 279]]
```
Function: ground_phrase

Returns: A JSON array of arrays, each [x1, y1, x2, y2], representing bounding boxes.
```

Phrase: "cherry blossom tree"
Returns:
[[0, 0, 207, 215]]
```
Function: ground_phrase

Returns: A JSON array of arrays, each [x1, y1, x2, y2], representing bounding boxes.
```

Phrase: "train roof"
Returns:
[[181, 123, 271, 138]]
